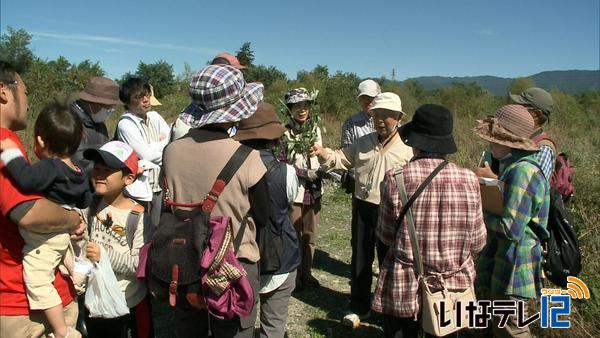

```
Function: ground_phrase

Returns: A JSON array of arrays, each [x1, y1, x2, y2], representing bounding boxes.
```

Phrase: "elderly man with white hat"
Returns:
[[341, 79, 381, 149], [311, 92, 413, 324], [71, 76, 122, 176], [339, 79, 381, 197], [162, 64, 269, 338]]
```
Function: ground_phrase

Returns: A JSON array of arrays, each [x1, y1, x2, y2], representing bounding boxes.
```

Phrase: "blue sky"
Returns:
[[2, 0, 599, 81]]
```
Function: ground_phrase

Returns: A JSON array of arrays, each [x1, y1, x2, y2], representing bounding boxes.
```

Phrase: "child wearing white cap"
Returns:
[[81, 141, 152, 337]]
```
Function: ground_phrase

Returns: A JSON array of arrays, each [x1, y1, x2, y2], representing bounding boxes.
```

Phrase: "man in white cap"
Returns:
[[341, 79, 381, 148], [311, 92, 413, 324], [339, 79, 381, 194]]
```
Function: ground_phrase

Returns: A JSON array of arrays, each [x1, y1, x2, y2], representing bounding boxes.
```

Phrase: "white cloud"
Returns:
[[479, 29, 495, 36], [103, 48, 130, 54], [32, 31, 219, 55]]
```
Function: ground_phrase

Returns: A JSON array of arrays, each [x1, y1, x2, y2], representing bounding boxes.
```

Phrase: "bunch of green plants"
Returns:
[[280, 89, 324, 161]]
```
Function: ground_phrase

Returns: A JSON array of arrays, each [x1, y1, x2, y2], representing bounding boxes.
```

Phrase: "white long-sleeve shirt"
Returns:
[[116, 111, 170, 192]]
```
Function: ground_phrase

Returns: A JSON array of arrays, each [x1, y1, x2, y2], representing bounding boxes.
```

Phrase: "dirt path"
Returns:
[[285, 186, 384, 338]]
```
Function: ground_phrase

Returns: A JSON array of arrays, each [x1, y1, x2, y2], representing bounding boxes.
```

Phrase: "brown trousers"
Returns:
[[290, 200, 321, 279]]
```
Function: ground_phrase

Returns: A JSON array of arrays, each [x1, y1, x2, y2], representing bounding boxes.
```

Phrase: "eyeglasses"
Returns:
[[132, 92, 150, 101]]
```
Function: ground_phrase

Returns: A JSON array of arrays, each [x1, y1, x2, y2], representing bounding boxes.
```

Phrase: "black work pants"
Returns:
[[350, 199, 388, 315]]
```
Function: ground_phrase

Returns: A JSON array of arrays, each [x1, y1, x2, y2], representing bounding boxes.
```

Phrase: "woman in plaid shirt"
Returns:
[[373, 104, 487, 338], [473, 105, 550, 338]]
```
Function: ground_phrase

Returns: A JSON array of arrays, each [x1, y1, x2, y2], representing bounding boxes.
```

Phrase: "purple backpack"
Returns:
[[200, 215, 254, 319], [532, 133, 575, 202]]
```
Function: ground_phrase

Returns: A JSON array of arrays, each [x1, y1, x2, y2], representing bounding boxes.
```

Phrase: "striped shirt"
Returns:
[[86, 199, 147, 308], [536, 145, 555, 181], [372, 158, 487, 319], [340, 111, 374, 148], [476, 152, 550, 299], [531, 128, 556, 181]]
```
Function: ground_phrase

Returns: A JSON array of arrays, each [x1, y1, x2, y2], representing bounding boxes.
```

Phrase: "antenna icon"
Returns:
[[566, 276, 590, 299]]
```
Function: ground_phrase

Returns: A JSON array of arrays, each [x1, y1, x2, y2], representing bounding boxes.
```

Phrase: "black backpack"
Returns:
[[543, 187, 582, 287], [146, 145, 252, 308], [520, 158, 582, 288]]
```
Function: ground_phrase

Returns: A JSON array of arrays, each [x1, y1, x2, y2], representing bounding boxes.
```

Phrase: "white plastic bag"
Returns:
[[84, 246, 129, 318]]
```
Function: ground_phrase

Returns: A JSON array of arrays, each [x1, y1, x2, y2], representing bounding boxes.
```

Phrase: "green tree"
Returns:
[[402, 80, 426, 102], [236, 42, 255, 68], [67, 60, 104, 92], [132, 60, 176, 98], [244, 64, 287, 88], [175, 62, 195, 92], [319, 71, 360, 119], [437, 82, 495, 117], [0, 27, 35, 73], [507, 77, 536, 97]]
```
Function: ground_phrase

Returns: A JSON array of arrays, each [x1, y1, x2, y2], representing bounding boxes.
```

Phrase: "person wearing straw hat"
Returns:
[[372, 104, 487, 338], [509, 87, 556, 180], [163, 64, 269, 338], [148, 84, 162, 107], [311, 92, 413, 324], [476, 87, 556, 182], [473, 104, 550, 338], [71, 76, 122, 176], [234, 102, 301, 338]]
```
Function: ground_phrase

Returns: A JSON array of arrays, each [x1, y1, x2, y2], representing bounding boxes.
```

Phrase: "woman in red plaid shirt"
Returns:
[[372, 104, 487, 338]]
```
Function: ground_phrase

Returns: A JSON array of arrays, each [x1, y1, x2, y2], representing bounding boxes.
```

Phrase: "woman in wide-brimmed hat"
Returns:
[[371, 104, 487, 337], [162, 64, 269, 337], [233, 102, 300, 338], [473, 104, 550, 338], [282, 87, 324, 289]]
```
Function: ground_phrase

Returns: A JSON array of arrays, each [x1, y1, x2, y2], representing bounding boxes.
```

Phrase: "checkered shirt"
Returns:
[[476, 153, 550, 299], [536, 144, 555, 181], [340, 111, 375, 148], [372, 158, 487, 319]]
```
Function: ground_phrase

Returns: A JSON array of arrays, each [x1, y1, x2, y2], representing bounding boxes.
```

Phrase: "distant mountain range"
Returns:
[[404, 70, 599, 95]]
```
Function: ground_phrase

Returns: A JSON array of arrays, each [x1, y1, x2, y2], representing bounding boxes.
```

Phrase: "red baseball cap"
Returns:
[[212, 52, 247, 70], [84, 141, 139, 174]]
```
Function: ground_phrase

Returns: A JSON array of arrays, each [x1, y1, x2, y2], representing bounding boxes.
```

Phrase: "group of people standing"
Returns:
[[0, 52, 557, 338]]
